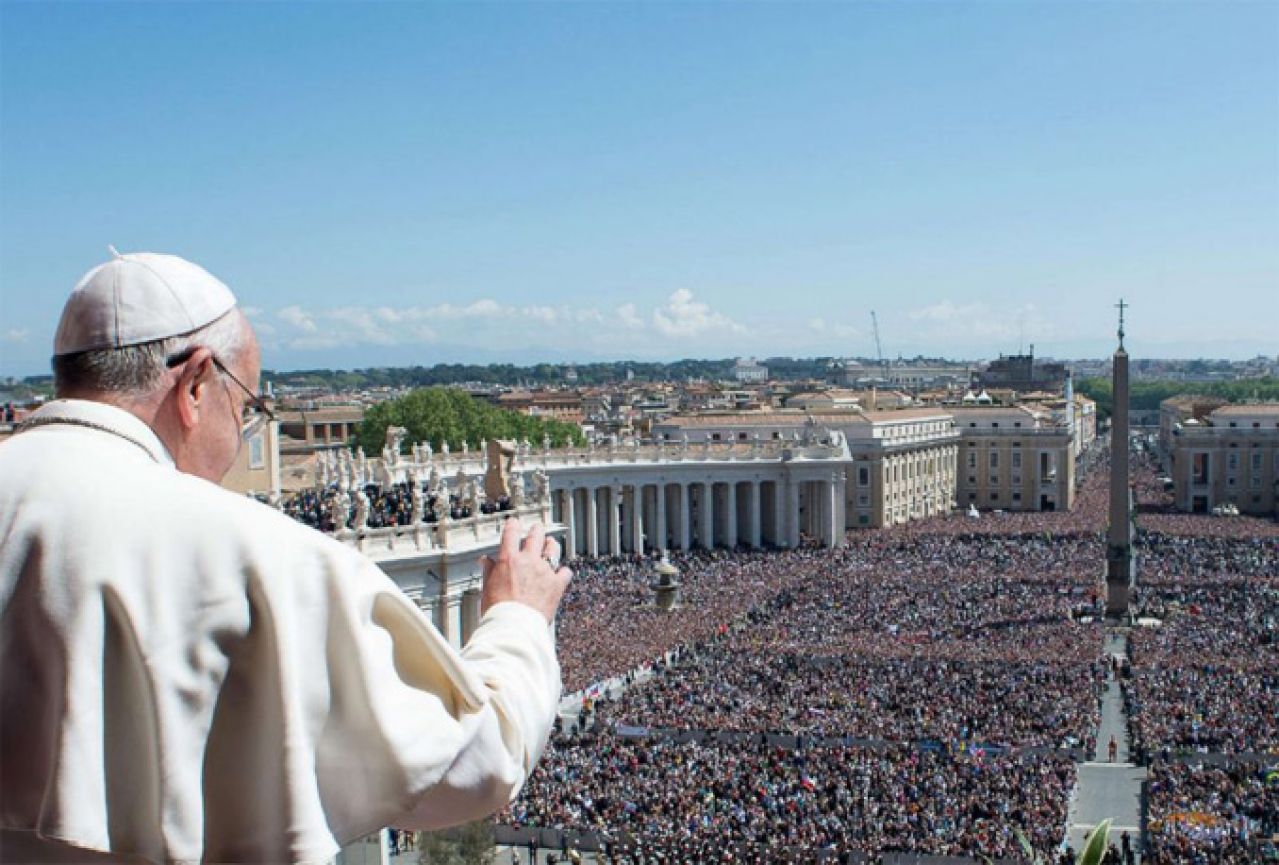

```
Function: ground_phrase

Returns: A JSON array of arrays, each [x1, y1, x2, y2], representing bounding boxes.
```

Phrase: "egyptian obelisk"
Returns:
[[1106, 300, 1135, 617]]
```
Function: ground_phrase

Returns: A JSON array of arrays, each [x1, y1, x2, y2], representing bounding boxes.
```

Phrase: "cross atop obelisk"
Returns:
[[1106, 299, 1135, 617]]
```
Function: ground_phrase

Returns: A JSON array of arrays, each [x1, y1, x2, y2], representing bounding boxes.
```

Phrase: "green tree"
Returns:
[[357, 387, 585, 455], [454, 821, 495, 865]]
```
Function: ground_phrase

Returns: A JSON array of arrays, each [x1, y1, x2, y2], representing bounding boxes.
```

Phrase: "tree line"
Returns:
[[1076, 376, 1279, 420], [264, 357, 868, 388], [356, 387, 585, 455]]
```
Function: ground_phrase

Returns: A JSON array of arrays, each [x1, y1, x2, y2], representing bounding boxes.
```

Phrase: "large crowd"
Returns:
[[269, 440, 1279, 862], [1122, 458, 1278, 758], [508, 735, 1076, 863], [503, 468, 1116, 862], [1145, 758, 1279, 864]]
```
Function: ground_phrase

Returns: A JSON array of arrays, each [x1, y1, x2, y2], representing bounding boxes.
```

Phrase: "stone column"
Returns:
[[585, 486, 599, 558], [835, 470, 847, 547], [609, 485, 622, 556], [725, 481, 738, 548], [629, 485, 644, 553], [656, 483, 668, 552], [773, 481, 786, 547], [1107, 317, 1135, 615], [748, 480, 762, 548], [562, 489, 577, 560], [700, 481, 715, 549], [826, 476, 840, 549], [786, 477, 801, 548], [460, 587, 483, 643], [678, 482, 692, 550]]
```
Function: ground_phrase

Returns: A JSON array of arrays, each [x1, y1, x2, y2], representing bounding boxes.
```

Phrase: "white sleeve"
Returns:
[[308, 554, 560, 840]]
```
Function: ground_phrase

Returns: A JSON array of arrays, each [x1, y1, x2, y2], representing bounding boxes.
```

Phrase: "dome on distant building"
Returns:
[[976, 390, 993, 403], [962, 390, 978, 403]]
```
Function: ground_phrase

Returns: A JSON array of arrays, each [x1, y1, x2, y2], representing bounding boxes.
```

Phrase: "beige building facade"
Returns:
[[942, 406, 1076, 513], [1167, 404, 1279, 515]]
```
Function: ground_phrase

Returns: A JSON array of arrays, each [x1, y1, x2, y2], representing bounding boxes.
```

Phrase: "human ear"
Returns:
[[174, 348, 216, 431]]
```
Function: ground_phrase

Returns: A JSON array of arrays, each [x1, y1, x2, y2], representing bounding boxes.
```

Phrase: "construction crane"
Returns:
[[870, 310, 888, 380]]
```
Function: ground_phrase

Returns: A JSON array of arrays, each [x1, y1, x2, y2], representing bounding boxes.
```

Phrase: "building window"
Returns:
[[990, 492, 1000, 502], [1228, 452, 1239, 471], [249, 434, 265, 470], [989, 451, 999, 469], [968, 452, 977, 469], [1251, 452, 1263, 472], [858, 466, 870, 486], [1014, 422, 1022, 428], [1193, 453, 1210, 484], [1011, 451, 1022, 469], [968, 492, 977, 501], [992, 422, 999, 429], [858, 493, 870, 507], [1012, 492, 1022, 502]]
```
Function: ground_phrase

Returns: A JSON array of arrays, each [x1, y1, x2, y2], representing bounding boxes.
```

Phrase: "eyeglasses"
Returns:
[[166, 348, 274, 438], [210, 355, 275, 436]]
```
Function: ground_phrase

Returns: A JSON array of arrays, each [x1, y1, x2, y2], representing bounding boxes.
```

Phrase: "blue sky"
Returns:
[[1, 1, 1275, 376]]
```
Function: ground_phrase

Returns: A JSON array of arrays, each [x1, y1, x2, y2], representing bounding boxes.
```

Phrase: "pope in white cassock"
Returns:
[[0, 251, 572, 863]]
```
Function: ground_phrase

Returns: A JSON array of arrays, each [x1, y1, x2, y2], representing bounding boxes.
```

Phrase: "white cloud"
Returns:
[[617, 303, 645, 330], [2, 328, 29, 343], [907, 301, 1055, 344], [261, 289, 753, 356], [278, 305, 319, 334], [652, 289, 746, 339], [809, 318, 861, 339]]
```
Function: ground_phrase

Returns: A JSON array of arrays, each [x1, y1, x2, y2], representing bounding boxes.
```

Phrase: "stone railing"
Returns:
[[312, 439, 851, 490], [330, 500, 553, 560]]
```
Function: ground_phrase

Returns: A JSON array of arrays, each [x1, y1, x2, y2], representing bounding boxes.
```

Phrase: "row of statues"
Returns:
[[319, 432, 557, 492], [320, 452, 552, 534]]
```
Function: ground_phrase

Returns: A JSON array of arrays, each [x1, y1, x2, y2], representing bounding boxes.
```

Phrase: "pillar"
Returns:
[[629, 485, 644, 553], [749, 480, 762, 548], [656, 482, 668, 552], [700, 481, 715, 549], [725, 481, 738, 548], [460, 587, 483, 643], [826, 476, 839, 549], [585, 486, 599, 558], [609, 486, 622, 556], [562, 489, 577, 560], [773, 480, 786, 548], [679, 482, 691, 550], [835, 470, 847, 545], [786, 477, 801, 548]]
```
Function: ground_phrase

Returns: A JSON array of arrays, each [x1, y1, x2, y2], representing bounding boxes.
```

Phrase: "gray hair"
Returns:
[[53, 308, 248, 397]]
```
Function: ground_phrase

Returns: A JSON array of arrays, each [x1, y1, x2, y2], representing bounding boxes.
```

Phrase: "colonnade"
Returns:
[[552, 473, 846, 557]]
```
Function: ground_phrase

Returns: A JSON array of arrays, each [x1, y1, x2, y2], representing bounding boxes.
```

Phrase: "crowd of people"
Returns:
[[1144, 758, 1279, 864], [1124, 572, 1278, 759], [282, 480, 512, 532], [507, 734, 1076, 863], [263, 438, 1277, 862], [506, 484, 1117, 861]]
